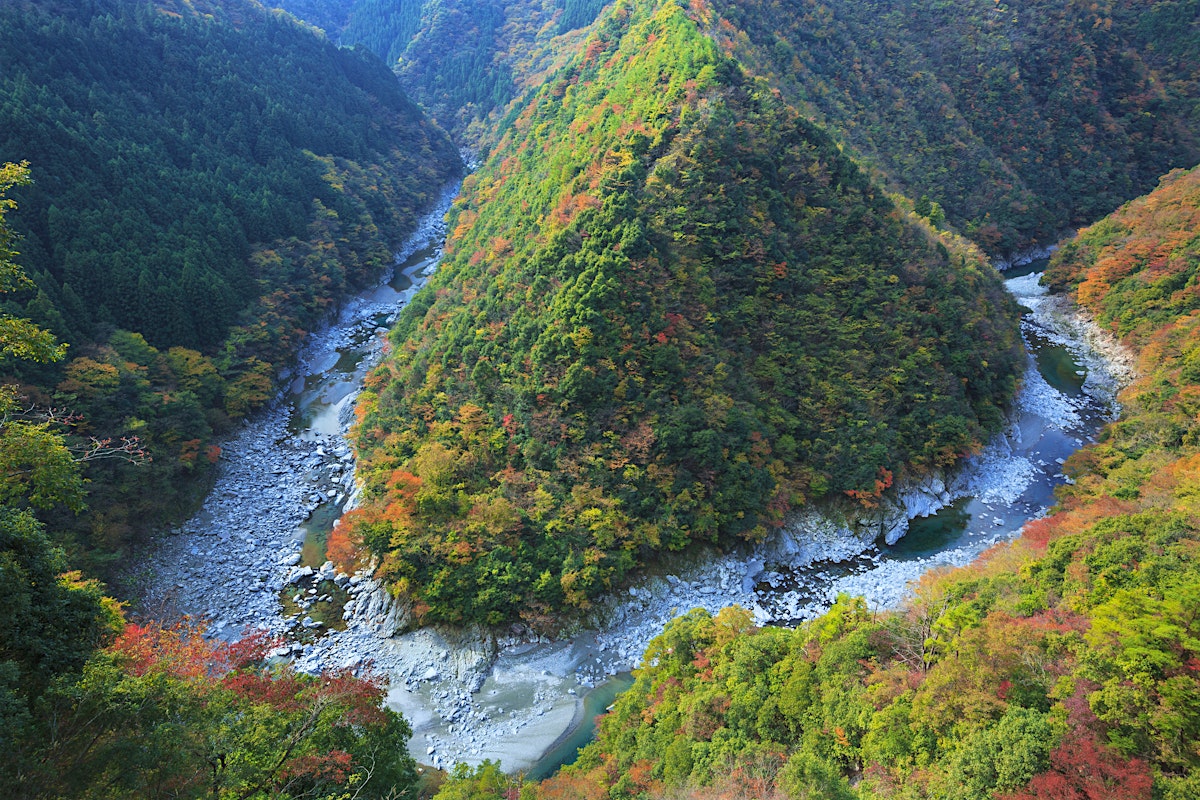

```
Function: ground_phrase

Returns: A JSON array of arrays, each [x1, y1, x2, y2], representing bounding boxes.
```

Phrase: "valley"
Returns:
[[2, 1, 1197, 797]]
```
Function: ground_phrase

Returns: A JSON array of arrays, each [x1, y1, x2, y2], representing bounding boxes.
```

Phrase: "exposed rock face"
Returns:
[[994, 244, 1058, 272], [758, 471, 954, 569]]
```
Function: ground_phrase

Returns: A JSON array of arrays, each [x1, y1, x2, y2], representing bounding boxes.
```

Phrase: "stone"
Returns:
[[287, 566, 314, 585]]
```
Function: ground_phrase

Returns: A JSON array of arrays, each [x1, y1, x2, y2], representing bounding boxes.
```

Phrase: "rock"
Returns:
[[287, 566, 314, 584]]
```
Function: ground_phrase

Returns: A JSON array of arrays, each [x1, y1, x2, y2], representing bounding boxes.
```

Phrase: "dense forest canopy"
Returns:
[[278, 0, 1200, 255], [0, 0, 460, 572], [346, 0, 1023, 626], [1, 0, 1199, 794], [705, 0, 1200, 256], [1, 161, 421, 800], [2, 0, 458, 354], [431, 161, 1200, 800]]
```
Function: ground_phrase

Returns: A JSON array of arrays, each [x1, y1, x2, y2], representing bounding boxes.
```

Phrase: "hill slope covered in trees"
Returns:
[[0, 0, 460, 571], [1, 161, 423, 800], [278, 0, 1200, 256], [433, 161, 1200, 800], [345, 0, 1024, 626]]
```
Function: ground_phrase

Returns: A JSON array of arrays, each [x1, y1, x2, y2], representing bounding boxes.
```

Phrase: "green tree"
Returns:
[[0, 162, 63, 364], [0, 161, 123, 784]]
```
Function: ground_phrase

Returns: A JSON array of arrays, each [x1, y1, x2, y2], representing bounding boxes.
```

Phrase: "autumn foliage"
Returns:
[[19, 619, 419, 800], [352, 0, 1022, 626], [1002, 732, 1153, 800]]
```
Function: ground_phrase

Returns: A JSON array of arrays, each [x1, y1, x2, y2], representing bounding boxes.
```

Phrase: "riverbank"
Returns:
[[752, 269, 1135, 621], [141, 184, 457, 632]]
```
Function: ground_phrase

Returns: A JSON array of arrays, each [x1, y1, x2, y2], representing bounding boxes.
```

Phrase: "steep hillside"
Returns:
[[433, 164, 1200, 800], [705, 0, 1200, 256], [1, 162, 422, 800], [346, 0, 1023, 626], [0, 0, 460, 570], [2, 0, 458, 354]]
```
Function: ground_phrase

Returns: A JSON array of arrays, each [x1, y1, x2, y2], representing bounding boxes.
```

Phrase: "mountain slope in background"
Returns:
[[273, 0, 608, 140], [285, 0, 1200, 256], [707, 0, 1200, 256], [347, 0, 1023, 626], [2, 0, 459, 354]]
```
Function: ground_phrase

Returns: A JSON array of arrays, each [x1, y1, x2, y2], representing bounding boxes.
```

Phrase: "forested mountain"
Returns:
[[706, 0, 1200, 256], [276, 0, 1199, 256], [0, 0, 460, 570], [1, 0, 456, 793], [434, 162, 1200, 800], [274, 0, 608, 139], [3, 0, 1198, 794], [344, 0, 1024, 626]]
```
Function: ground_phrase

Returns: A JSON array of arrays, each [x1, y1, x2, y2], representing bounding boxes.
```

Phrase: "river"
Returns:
[[143, 200, 1131, 777]]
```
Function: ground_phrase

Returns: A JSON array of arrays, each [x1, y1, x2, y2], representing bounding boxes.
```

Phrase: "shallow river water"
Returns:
[[753, 259, 1123, 624]]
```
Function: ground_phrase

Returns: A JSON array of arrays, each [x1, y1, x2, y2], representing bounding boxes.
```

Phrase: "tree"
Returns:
[[0, 163, 65, 365], [1, 507, 122, 755], [1000, 731, 1152, 800], [22, 621, 419, 800], [0, 164, 144, 512], [0, 162, 145, 790]]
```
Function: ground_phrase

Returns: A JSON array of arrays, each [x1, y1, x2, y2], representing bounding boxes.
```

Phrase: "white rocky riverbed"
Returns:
[[141, 232, 1134, 775]]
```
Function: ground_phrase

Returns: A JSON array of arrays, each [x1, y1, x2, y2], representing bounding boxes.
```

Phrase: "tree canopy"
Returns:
[[430, 162, 1200, 800]]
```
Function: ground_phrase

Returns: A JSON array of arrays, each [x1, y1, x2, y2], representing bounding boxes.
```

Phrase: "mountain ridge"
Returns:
[[431, 160, 1200, 800]]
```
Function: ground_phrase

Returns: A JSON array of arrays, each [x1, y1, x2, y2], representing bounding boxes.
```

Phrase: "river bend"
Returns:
[[143, 219, 1132, 775]]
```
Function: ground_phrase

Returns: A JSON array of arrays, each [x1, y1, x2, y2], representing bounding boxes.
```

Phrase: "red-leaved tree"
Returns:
[[1000, 731, 1152, 800]]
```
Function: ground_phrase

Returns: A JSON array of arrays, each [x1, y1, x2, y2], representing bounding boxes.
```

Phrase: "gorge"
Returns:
[[144, 212, 1132, 774], [2, 1, 1198, 797]]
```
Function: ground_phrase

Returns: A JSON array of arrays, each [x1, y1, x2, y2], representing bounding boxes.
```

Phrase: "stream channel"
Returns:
[[148, 189, 1131, 778]]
